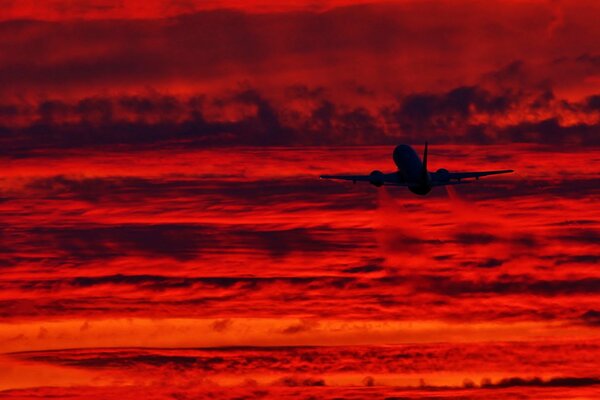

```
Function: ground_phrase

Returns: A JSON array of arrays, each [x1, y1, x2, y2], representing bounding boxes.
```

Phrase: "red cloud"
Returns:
[[1, 1, 599, 397]]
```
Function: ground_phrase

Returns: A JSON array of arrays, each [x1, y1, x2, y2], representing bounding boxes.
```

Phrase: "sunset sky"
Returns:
[[1, 0, 599, 398]]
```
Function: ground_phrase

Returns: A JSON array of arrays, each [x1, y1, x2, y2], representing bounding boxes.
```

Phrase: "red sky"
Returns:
[[1, 1, 599, 398]]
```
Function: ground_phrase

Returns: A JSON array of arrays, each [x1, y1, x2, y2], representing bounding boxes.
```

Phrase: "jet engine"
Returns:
[[369, 170, 385, 187], [435, 168, 450, 183]]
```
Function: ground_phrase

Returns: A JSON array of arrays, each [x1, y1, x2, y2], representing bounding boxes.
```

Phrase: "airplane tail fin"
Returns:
[[422, 141, 428, 183]]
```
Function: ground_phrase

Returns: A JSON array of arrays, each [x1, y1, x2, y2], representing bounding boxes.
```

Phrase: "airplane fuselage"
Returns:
[[393, 144, 431, 195]]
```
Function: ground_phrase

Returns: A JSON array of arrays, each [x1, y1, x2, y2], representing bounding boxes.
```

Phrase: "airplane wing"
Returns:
[[431, 169, 514, 186], [447, 170, 514, 180], [320, 173, 409, 186]]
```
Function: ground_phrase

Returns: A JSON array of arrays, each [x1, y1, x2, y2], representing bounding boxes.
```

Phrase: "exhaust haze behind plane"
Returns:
[[320, 143, 513, 195]]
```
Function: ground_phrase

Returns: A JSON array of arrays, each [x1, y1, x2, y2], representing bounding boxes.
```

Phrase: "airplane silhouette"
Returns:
[[320, 143, 513, 195]]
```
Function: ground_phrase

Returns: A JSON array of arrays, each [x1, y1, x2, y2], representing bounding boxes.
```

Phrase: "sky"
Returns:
[[1, 0, 599, 398]]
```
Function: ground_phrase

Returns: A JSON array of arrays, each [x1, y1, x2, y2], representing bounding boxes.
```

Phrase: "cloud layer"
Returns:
[[1, 1, 599, 151], [2, 1, 600, 398]]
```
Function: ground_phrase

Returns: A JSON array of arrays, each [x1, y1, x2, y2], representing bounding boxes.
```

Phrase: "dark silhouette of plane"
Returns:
[[320, 143, 513, 195]]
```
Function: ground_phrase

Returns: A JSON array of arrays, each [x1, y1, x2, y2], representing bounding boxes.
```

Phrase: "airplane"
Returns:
[[320, 143, 513, 195]]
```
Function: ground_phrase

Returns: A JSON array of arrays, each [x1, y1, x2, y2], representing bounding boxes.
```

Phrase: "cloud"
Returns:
[[1, 144, 598, 327], [587, 94, 600, 110], [580, 310, 600, 326], [480, 376, 600, 388], [6, 224, 350, 262], [554, 255, 600, 266], [472, 258, 505, 269], [498, 118, 600, 145], [211, 319, 232, 332], [12, 340, 599, 375], [272, 376, 326, 386], [0, 1, 598, 151], [392, 86, 513, 134], [413, 276, 600, 297], [281, 320, 319, 335], [1, 2, 599, 94], [1, 2, 599, 397], [341, 264, 383, 274], [1, 84, 598, 152]]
